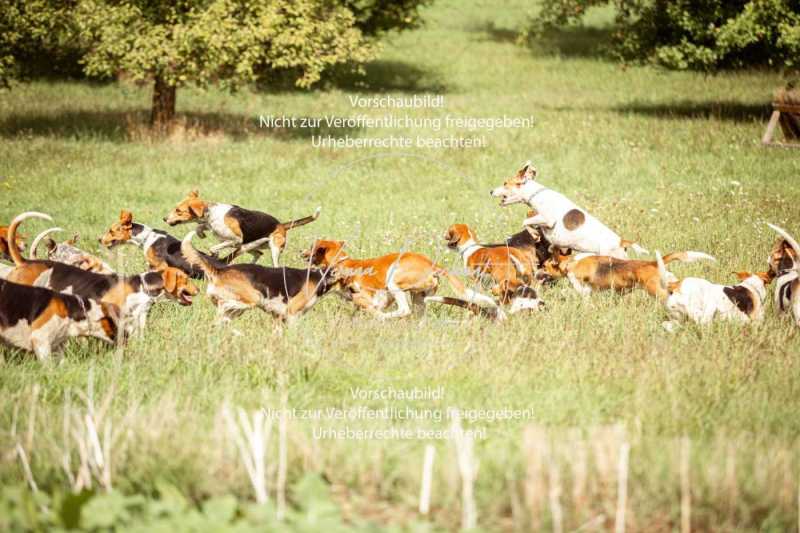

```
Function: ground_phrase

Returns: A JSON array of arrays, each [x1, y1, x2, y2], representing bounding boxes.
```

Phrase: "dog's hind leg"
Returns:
[[30, 335, 53, 362], [269, 239, 282, 267]]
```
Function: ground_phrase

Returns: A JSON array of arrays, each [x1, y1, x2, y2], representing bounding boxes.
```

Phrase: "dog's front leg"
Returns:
[[196, 223, 210, 239], [350, 290, 385, 318], [210, 240, 238, 254], [523, 214, 555, 230], [31, 335, 53, 362], [567, 273, 592, 297]]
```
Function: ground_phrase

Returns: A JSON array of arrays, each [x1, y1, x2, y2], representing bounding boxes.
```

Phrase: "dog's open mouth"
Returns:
[[498, 195, 518, 207], [178, 291, 194, 306]]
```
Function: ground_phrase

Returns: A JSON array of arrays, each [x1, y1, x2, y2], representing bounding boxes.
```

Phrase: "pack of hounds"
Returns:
[[1, 161, 798, 361]]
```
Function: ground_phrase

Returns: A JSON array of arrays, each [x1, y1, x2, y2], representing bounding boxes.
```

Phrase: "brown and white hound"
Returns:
[[301, 239, 499, 320]]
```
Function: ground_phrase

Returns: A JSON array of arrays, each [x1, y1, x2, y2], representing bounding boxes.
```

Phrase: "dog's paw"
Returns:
[[661, 321, 679, 333]]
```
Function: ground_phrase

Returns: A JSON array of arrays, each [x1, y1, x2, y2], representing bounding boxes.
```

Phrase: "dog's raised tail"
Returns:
[[30, 227, 64, 259], [662, 251, 716, 264], [432, 264, 498, 309], [181, 231, 221, 281], [655, 250, 670, 294], [283, 206, 322, 230], [8, 212, 52, 266], [424, 295, 473, 310], [424, 295, 505, 321]]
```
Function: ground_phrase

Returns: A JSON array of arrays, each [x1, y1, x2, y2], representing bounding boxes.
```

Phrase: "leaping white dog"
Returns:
[[490, 161, 646, 259]]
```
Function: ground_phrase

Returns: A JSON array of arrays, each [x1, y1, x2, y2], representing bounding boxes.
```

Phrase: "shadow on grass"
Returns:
[[531, 26, 614, 59], [259, 60, 448, 94], [0, 110, 364, 142], [614, 101, 772, 123], [471, 21, 614, 60], [468, 21, 519, 44]]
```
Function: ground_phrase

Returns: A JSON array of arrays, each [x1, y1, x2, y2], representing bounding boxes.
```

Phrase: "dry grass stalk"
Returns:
[[523, 426, 548, 531], [276, 387, 288, 521], [450, 409, 477, 530], [61, 371, 121, 492], [222, 402, 273, 505], [614, 442, 630, 533], [548, 462, 563, 533], [680, 437, 691, 533], [419, 444, 436, 515]]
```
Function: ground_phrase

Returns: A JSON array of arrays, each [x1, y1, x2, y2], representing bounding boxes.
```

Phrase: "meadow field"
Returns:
[[2, 1, 800, 531]]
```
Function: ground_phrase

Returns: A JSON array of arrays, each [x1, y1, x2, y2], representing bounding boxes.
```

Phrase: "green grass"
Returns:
[[2, 1, 800, 531]]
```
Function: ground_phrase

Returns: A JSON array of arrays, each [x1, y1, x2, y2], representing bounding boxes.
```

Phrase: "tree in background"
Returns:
[[532, 0, 800, 71], [1, 0, 430, 130]]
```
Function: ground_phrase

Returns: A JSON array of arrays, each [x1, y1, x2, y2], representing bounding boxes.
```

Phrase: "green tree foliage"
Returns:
[[1, 0, 430, 128], [0, 1, 80, 87], [533, 0, 800, 71]]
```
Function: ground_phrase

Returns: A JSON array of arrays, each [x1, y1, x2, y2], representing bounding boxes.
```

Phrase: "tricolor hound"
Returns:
[[31, 228, 114, 274], [543, 248, 715, 299], [164, 190, 320, 266], [181, 231, 336, 326], [5, 212, 198, 336], [100, 210, 225, 279], [444, 223, 536, 303], [0, 278, 119, 361]]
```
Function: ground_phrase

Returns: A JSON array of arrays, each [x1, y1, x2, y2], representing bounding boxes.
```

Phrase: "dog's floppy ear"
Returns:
[[756, 271, 774, 284], [313, 245, 327, 262], [99, 302, 121, 339], [162, 267, 178, 294], [142, 271, 165, 295], [189, 203, 204, 218], [120, 210, 133, 225]]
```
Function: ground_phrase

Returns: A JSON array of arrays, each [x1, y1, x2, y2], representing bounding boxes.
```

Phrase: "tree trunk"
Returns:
[[150, 76, 176, 132]]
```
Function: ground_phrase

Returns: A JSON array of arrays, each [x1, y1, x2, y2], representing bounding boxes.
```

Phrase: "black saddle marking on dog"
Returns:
[[723, 285, 754, 316], [484, 227, 554, 266], [595, 260, 613, 280], [228, 206, 280, 244], [563, 209, 586, 231], [230, 264, 335, 301], [0, 279, 88, 327]]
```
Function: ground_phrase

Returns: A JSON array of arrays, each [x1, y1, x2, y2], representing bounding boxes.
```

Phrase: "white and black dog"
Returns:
[[656, 250, 772, 330], [490, 161, 646, 259]]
